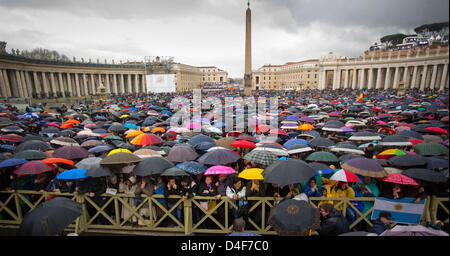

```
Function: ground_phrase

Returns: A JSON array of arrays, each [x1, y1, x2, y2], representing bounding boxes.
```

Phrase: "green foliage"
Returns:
[[414, 22, 449, 34], [380, 33, 408, 45]]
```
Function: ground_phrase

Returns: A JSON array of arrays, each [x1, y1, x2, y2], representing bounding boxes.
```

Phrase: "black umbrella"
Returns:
[[263, 159, 316, 187], [308, 137, 335, 148], [379, 135, 412, 146], [42, 127, 61, 134], [52, 146, 89, 160], [107, 124, 127, 133], [167, 144, 199, 162], [14, 150, 49, 160], [402, 168, 447, 183], [85, 166, 113, 177], [15, 140, 52, 152], [133, 156, 174, 176], [396, 130, 424, 140], [389, 154, 429, 168], [18, 197, 82, 236], [197, 148, 240, 165], [268, 199, 320, 236], [426, 157, 449, 170]]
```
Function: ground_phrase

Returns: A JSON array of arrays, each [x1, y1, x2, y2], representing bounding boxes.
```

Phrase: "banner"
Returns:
[[371, 197, 426, 225]]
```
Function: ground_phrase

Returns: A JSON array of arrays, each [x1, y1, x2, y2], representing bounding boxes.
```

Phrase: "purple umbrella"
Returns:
[[341, 158, 388, 178], [444, 139, 449, 147], [380, 225, 448, 236], [300, 116, 315, 123]]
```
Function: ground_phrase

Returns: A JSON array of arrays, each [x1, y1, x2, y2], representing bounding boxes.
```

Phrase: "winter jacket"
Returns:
[[164, 184, 180, 204], [318, 208, 350, 236], [179, 184, 194, 199], [371, 218, 390, 235], [197, 183, 217, 202], [303, 183, 322, 197], [226, 186, 246, 201], [328, 186, 355, 211], [88, 177, 107, 195]]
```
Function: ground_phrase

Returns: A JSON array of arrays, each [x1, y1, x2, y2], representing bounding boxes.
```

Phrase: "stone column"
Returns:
[[32, 71, 41, 96], [2, 70, 12, 97], [392, 67, 399, 89], [105, 73, 111, 93], [141, 74, 146, 93], [351, 69, 357, 89], [343, 69, 349, 89], [359, 68, 365, 89], [19, 71, 29, 98], [15, 70, 25, 97], [113, 74, 118, 94], [319, 69, 326, 90], [66, 73, 73, 97], [58, 73, 66, 98], [429, 64, 438, 90], [42, 72, 50, 98], [126, 74, 132, 93], [401, 66, 408, 88], [0, 69, 7, 97], [24, 71, 33, 97], [134, 74, 139, 93], [332, 69, 338, 90], [419, 65, 428, 91], [367, 68, 374, 89], [120, 74, 125, 93], [74, 73, 81, 97], [376, 68, 383, 89], [80, 73, 87, 96], [410, 66, 418, 89], [384, 67, 392, 90], [440, 63, 448, 91], [49, 72, 57, 97]]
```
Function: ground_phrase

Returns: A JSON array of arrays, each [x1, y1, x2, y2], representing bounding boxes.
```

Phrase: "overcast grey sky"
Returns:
[[1, 0, 448, 77]]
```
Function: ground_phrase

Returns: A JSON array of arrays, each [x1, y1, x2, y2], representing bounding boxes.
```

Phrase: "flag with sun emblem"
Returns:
[[371, 197, 427, 225]]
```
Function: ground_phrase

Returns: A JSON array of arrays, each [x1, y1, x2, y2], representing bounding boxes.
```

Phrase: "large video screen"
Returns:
[[146, 74, 176, 93]]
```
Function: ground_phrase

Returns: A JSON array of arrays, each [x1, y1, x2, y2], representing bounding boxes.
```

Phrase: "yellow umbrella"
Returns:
[[238, 168, 264, 180], [107, 148, 132, 156], [125, 130, 144, 138], [151, 127, 166, 133], [120, 115, 129, 118]]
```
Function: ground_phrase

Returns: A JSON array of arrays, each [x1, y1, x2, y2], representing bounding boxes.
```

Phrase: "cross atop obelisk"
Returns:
[[243, 0, 252, 96]]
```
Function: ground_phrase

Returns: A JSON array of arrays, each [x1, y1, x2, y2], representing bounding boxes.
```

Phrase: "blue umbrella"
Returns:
[[283, 139, 309, 148], [176, 161, 207, 175], [426, 157, 449, 170], [302, 131, 320, 138], [0, 144, 16, 151], [0, 158, 28, 168], [24, 112, 39, 118], [88, 145, 112, 154], [286, 115, 300, 121], [94, 116, 108, 121], [124, 123, 138, 129], [56, 169, 89, 180], [92, 128, 107, 134]]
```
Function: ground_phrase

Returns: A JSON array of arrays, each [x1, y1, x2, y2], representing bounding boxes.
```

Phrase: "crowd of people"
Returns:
[[0, 87, 448, 236]]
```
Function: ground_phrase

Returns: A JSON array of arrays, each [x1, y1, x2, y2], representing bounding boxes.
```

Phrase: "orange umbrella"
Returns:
[[125, 130, 144, 138], [66, 119, 81, 125], [151, 127, 166, 133], [297, 124, 315, 130], [60, 123, 73, 129], [130, 134, 162, 146], [42, 158, 75, 166]]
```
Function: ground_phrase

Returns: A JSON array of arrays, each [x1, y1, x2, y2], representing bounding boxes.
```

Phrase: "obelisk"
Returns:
[[243, 0, 252, 96]]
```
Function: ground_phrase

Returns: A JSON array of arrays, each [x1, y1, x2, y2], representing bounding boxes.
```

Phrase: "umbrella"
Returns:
[[329, 169, 361, 183], [238, 168, 264, 180], [268, 199, 320, 236], [348, 131, 382, 141], [188, 134, 215, 147], [50, 137, 79, 147], [0, 158, 27, 168], [198, 148, 240, 165], [414, 143, 449, 156], [380, 225, 448, 236], [230, 140, 256, 149], [342, 158, 387, 178], [0, 134, 23, 143], [85, 166, 113, 177], [203, 165, 237, 175], [80, 140, 103, 148], [15, 140, 52, 152], [100, 152, 142, 165], [52, 146, 89, 160], [263, 159, 316, 187], [382, 173, 419, 185], [133, 156, 174, 176], [330, 143, 365, 155], [108, 124, 128, 133], [308, 137, 335, 148], [424, 127, 448, 135], [215, 137, 237, 151], [243, 150, 278, 166], [160, 167, 189, 177], [426, 157, 449, 170], [176, 161, 207, 175], [338, 232, 373, 236], [384, 167, 404, 174], [125, 130, 144, 138], [269, 129, 288, 137], [56, 169, 89, 180], [1, 126, 24, 133], [396, 130, 424, 140], [378, 135, 412, 146], [75, 157, 103, 170], [18, 197, 82, 236], [376, 149, 408, 159], [402, 168, 447, 183], [167, 145, 199, 162], [104, 135, 123, 141], [88, 145, 112, 154], [389, 154, 429, 168], [306, 151, 339, 163], [14, 150, 49, 161], [286, 144, 313, 154], [339, 154, 364, 163], [107, 148, 132, 156], [133, 148, 162, 158], [422, 135, 444, 144], [42, 158, 74, 166], [297, 124, 315, 131], [283, 139, 309, 148], [14, 160, 52, 175], [130, 134, 163, 146]]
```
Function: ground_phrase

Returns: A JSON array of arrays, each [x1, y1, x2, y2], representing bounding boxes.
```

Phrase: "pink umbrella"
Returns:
[[185, 122, 202, 129], [203, 165, 237, 175], [395, 126, 411, 132], [84, 123, 97, 129], [330, 169, 361, 183], [376, 120, 387, 125], [269, 129, 288, 137], [46, 122, 60, 128], [382, 173, 418, 185]]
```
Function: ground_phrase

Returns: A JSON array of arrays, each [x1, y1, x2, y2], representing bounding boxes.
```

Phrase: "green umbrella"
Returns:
[[160, 167, 189, 177], [414, 143, 449, 156], [14, 150, 49, 160], [306, 151, 339, 163], [345, 117, 355, 120], [104, 136, 123, 141]]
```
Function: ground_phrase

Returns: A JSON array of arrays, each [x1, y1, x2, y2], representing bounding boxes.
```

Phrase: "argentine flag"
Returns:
[[371, 197, 426, 225]]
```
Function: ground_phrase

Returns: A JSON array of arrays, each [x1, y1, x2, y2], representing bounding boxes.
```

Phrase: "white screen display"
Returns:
[[146, 74, 176, 93]]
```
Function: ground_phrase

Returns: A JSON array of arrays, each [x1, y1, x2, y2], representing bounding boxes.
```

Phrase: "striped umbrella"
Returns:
[[130, 134, 162, 146], [376, 149, 408, 159], [14, 160, 52, 175], [330, 169, 362, 183]]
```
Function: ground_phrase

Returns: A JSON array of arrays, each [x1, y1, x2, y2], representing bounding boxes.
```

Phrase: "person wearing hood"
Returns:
[[303, 178, 322, 197], [119, 176, 138, 226], [318, 202, 349, 236]]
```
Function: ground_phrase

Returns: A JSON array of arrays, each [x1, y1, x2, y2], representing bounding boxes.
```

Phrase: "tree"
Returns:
[[21, 47, 70, 61], [414, 22, 449, 38], [380, 33, 408, 47]]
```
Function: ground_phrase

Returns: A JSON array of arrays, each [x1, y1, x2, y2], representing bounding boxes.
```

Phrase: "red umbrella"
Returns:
[[408, 138, 424, 146], [441, 116, 449, 123], [230, 140, 256, 149], [42, 158, 75, 166], [0, 134, 22, 143], [425, 127, 448, 135], [269, 129, 288, 137], [382, 173, 419, 186], [14, 160, 52, 175], [255, 125, 270, 133]]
